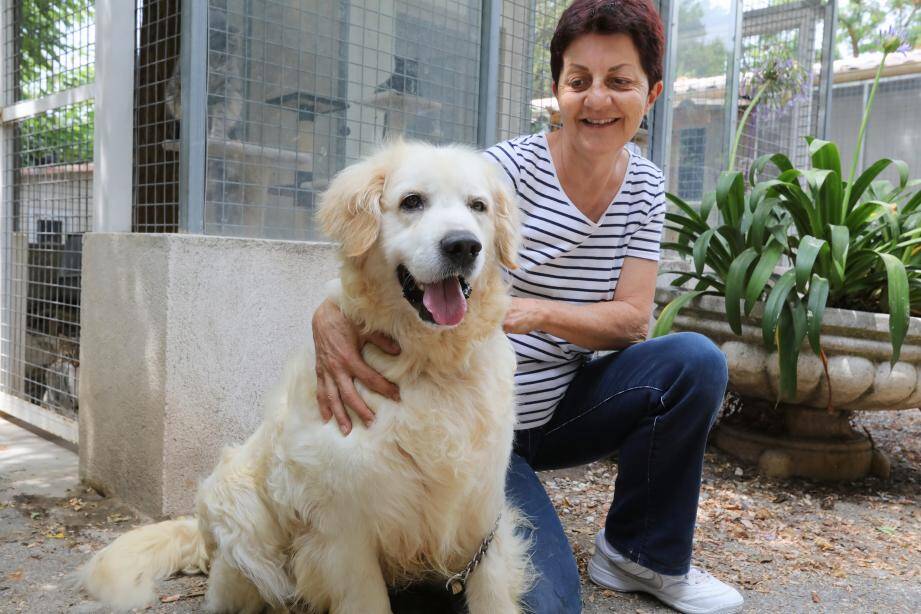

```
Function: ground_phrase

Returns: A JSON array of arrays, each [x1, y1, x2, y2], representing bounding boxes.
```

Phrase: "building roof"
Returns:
[[671, 48, 921, 98]]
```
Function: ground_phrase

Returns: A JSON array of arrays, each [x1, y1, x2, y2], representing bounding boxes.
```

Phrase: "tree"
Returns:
[[675, 0, 730, 79], [17, 0, 93, 98], [15, 0, 94, 166], [837, 0, 920, 58], [531, 1, 568, 97]]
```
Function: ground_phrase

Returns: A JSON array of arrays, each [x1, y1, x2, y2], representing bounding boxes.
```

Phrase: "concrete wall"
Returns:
[[79, 233, 338, 517]]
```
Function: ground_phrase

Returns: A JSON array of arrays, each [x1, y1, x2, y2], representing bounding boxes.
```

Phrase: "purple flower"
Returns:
[[880, 26, 912, 54], [741, 52, 810, 117]]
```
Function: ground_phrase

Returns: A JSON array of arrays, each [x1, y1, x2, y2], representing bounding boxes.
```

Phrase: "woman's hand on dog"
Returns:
[[503, 297, 547, 335], [312, 298, 401, 435]]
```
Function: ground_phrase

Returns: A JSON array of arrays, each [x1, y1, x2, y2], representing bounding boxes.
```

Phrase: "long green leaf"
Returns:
[[902, 188, 921, 216], [829, 225, 850, 286], [651, 291, 707, 338], [822, 171, 845, 227], [762, 269, 797, 350], [661, 242, 693, 258], [895, 236, 921, 250], [806, 275, 829, 355], [769, 223, 791, 249], [750, 179, 783, 208], [846, 200, 890, 229], [777, 302, 808, 402], [848, 158, 908, 208], [665, 212, 708, 235], [716, 171, 746, 229], [660, 271, 726, 293], [745, 241, 784, 315], [699, 191, 717, 224], [666, 192, 703, 223], [717, 224, 746, 257], [773, 180, 822, 236], [749, 152, 794, 186], [749, 196, 779, 250], [891, 159, 910, 194], [795, 236, 828, 293], [693, 228, 717, 274], [876, 252, 910, 364], [807, 138, 842, 177], [725, 248, 759, 335]]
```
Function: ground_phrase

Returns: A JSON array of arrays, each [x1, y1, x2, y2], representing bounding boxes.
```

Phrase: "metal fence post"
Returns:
[[93, 0, 135, 232], [817, 0, 838, 140], [723, 0, 744, 171], [180, 0, 208, 234], [477, 0, 501, 148], [650, 0, 678, 171]]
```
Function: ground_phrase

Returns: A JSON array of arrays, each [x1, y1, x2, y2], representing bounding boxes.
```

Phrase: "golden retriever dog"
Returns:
[[76, 141, 531, 613]]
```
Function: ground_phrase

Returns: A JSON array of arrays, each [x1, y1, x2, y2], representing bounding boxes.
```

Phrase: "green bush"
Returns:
[[654, 36, 921, 403]]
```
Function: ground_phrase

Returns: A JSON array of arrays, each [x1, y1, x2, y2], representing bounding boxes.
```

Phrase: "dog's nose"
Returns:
[[440, 232, 482, 268]]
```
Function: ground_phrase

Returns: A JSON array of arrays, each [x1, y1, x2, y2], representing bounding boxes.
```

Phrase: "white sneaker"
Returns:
[[588, 530, 744, 614]]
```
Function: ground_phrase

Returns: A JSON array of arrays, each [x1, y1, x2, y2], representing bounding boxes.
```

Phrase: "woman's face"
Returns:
[[553, 33, 662, 157]]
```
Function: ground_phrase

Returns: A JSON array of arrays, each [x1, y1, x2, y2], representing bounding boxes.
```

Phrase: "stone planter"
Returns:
[[655, 286, 921, 480]]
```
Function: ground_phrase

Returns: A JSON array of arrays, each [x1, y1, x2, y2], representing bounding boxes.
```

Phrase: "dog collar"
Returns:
[[445, 513, 501, 595]]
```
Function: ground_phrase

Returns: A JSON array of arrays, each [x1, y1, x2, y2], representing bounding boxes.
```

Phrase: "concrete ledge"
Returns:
[[78, 233, 338, 517]]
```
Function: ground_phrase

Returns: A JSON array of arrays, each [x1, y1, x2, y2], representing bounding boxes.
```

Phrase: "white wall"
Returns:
[[79, 233, 338, 516]]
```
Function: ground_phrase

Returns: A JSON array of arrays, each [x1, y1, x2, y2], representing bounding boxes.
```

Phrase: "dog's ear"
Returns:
[[317, 158, 386, 258], [489, 168, 521, 270]]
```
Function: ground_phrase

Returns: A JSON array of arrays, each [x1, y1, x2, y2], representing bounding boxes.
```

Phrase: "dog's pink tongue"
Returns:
[[422, 278, 467, 326]]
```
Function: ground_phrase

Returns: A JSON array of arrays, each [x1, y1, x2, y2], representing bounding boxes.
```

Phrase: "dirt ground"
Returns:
[[1, 408, 918, 613]]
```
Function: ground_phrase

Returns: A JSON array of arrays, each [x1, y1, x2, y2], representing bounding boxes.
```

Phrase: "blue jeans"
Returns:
[[508, 332, 728, 614]]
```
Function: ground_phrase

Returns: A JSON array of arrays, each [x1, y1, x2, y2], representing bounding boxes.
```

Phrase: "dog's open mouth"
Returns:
[[397, 264, 472, 327]]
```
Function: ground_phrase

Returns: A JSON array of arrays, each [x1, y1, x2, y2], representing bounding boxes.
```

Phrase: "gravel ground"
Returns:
[[1, 408, 918, 613]]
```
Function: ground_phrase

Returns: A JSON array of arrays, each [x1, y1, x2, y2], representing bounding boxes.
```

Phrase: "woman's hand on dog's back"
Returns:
[[312, 298, 401, 435]]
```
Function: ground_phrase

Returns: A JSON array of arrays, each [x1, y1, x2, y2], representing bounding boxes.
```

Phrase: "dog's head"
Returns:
[[318, 141, 519, 329]]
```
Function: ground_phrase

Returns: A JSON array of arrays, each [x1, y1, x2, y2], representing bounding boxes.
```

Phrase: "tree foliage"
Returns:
[[15, 0, 94, 167], [837, 0, 920, 57], [530, 0, 568, 97], [675, 0, 730, 79]]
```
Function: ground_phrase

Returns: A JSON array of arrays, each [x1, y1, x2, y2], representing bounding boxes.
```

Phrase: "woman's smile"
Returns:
[[581, 117, 621, 127]]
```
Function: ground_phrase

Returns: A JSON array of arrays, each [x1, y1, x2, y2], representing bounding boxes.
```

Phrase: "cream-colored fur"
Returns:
[[77, 142, 531, 613]]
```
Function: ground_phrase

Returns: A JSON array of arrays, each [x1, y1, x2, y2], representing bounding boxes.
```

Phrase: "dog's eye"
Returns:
[[469, 199, 487, 213], [399, 194, 424, 212]]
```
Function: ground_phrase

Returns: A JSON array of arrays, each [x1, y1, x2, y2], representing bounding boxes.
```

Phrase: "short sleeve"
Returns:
[[625, 173, 666, 261], [483, 140, 522, 191]]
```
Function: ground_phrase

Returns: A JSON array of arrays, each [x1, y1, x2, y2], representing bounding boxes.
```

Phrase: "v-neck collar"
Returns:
[[539, 131, 634, 227]]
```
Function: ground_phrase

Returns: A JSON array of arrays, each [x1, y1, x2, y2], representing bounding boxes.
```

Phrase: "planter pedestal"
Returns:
[[654, 284, 921, 482], [712, 400, 891, 481]]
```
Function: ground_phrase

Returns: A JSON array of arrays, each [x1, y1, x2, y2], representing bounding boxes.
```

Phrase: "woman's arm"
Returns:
[[503, 257, 658, 351], [312, 298, 401, 434]]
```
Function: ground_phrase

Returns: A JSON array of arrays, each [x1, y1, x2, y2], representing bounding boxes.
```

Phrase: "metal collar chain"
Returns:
[[445, 513, 502, 595]]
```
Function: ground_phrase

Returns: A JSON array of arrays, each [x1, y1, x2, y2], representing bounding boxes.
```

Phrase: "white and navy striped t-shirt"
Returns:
[[485, 133, 666, 430]]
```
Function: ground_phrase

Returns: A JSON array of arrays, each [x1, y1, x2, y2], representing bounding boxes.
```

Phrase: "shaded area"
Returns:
[[1, 410, 918, 612]]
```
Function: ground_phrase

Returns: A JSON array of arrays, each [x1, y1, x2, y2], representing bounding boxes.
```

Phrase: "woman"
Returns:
[[311, 1, 744, 612]]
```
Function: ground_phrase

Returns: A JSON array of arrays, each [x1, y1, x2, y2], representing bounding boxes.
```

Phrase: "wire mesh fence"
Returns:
[[666, 0, 736, 201], [2, 0, 918, 442], [735, 0, 831, 171], [3, 0, 94, 103], [132, 0, 495, 241], [861, 74, 921, 184], [826, 69, 921, 185], [134, 0, 181, 233], [2, 0, 94, 426]]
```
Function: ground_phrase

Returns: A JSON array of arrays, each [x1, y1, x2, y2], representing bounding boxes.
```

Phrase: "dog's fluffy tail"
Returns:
[[76, 517, 208, 611]]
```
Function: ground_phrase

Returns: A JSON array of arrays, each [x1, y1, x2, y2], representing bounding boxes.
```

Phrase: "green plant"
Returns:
[[653, 33, 921, 403]]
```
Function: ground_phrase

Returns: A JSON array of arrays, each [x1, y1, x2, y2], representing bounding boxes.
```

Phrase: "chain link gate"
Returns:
[[0, 0, 94, 442]]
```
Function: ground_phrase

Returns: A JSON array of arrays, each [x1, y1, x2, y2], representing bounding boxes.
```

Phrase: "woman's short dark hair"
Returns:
[[550, 0, 665, 88]]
